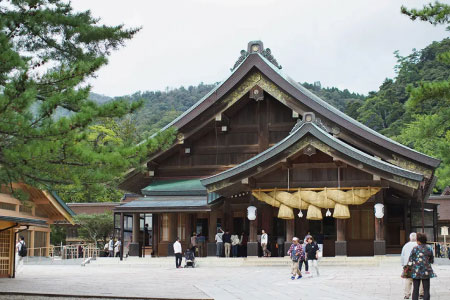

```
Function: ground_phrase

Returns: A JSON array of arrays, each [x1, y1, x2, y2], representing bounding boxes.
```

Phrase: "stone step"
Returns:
[[88, 255, 401, 267]]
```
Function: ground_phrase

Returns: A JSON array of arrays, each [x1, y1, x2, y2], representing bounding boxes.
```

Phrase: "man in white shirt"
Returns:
[[401, 232, 423, 299], [114, 238, 122, 257], [261, 229, 271, 257], [215, 228, 224, 257], [173, 237, 183, 268], [108, 237, 114, 257]]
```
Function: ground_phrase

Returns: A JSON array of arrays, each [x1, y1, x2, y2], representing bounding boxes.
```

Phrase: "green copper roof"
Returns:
[[0, 216, 47, 226], [50, 191, 76, 216], [141, 179, 207, 196]]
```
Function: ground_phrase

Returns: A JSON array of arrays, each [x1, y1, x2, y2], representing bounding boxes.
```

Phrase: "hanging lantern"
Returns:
[[374, 203, 384, 219], [298, 210, 303, 218], [247, 206, 257, 221], [325, 209, 332, 217]]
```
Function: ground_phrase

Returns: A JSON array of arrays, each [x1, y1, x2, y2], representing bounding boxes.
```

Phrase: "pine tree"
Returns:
[[0, 0, 174, 199]]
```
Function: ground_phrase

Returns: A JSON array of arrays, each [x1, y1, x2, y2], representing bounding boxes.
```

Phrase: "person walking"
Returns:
[[223, 230, 232, 258], [15, 236, 27, 275], [215, 228, 224, 257], [190, 232, 197, 253], [298, 240, 308, 273], [108, 237, 114, 257], [114, 238, 122, 257], [435, 242, 440, 258], [401, 233, 423, 299], [261, 229, 271, 257], [287, 237, 304, 280], [305, 236, 319, 276], [231, 233, 240, 257], [174, 237, 183, 268], [407, 233, 435, 300]]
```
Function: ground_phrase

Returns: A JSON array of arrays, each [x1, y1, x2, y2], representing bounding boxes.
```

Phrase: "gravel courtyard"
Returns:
[[1, 262, 449, 300]]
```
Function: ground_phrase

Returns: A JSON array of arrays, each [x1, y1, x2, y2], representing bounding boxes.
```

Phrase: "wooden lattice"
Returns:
[[0, 229, 12, 277]]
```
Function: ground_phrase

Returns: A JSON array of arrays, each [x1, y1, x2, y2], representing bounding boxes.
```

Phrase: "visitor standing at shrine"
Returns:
[[215, 228, 224, 257], [261, 229, 271, 257], [231, 233, 240, 257], [173, 237, 183, 268], [223, 230, 232, 258]]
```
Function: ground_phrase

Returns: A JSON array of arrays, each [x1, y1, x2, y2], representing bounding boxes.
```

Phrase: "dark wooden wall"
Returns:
[[154, 93, 296, 178]]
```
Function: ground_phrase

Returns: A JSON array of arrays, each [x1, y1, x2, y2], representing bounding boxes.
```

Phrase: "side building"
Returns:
[[116, 41, 440, 257], [0, 183, 75, 278]]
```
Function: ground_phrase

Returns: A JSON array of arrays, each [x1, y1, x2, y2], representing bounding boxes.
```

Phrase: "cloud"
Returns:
[[71, 0, 449, 96]]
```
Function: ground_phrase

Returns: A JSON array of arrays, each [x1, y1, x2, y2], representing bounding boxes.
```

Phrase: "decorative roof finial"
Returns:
[[230, 41, 282, 71]]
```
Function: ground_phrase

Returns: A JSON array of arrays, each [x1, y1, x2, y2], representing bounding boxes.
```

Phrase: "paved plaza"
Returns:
[[1, 261, 450, 300]]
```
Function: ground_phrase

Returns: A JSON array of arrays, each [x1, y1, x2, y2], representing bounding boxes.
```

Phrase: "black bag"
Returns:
[[19, 242, 27, 257], [291, 255, 299, 262]]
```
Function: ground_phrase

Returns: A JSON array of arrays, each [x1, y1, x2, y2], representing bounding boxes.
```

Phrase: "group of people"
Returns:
[[214, 228, 248, 257], [103, 237, 122, 257], [401, 232, 436, 300], [287, 234, 320, 280], [433, 242, 450, 258]]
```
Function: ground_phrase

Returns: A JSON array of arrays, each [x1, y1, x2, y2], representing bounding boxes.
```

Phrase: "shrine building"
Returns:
[[116, 41, 440, 258]]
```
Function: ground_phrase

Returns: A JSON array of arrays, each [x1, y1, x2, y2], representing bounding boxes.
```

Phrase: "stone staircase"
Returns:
[[88, 255, 402, 267]]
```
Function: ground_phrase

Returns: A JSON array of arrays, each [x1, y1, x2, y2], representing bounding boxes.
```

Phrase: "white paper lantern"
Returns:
[[247, 206, 257, 221], [374, 203, 384, 219], [325, 209, 332, 217], [298, 210, 303, 218]]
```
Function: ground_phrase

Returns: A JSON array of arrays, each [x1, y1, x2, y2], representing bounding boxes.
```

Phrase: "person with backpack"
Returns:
[[287, 237, 304, 280], [16, 236, 27, 274]]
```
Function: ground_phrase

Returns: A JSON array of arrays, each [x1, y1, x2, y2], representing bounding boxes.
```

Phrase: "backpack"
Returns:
[[19, 241, 27, 257]]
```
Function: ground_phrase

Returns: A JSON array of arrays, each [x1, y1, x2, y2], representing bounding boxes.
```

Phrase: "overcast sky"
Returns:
[[72, 0, 448, 97]]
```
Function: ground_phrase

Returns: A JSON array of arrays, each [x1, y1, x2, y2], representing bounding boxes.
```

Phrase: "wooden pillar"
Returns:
[[335, 219, 347, 256], [207, 210, 218, 256], [120, 213, 124, 260], [132, 213, 140, 243], [129, 213, 140, 256], [186, 213, 192, 247], [46, 231, 50, 257], [374, 192, 386, 255], [284, 219, 295, 255], [152, 213, 158, 256], [30, 229, 35, 257]]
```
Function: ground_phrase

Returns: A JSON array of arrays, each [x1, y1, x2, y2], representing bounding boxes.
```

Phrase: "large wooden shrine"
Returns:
[[116, 41, 440, 257]]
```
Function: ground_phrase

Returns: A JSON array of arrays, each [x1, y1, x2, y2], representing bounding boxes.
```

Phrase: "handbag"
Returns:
[[401, 264, 412, 278]]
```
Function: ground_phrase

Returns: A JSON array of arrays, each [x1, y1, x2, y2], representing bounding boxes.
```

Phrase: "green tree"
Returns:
[[74, 212, 113, 247], [0, 0, 174, 199], [398, 1, 450, 189], [50, 224, 66, 245]]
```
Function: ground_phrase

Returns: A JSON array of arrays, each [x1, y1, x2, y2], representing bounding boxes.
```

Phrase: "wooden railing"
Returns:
[[24, 244, 100, 261]]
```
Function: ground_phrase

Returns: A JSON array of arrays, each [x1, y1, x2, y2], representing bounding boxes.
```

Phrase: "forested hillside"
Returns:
[[91, 81, 364, 137], [346, 38, 450, 190]]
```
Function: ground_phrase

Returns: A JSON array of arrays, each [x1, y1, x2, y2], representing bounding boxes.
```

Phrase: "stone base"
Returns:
[[207, 243, 216, 257], [284, 242, 292, 256], [335, 241, 347, 256], [128, 242, 140, 257], [167, 243, 174, 256], [247, 242, 259, 256], [374, 240, 386, 255]]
